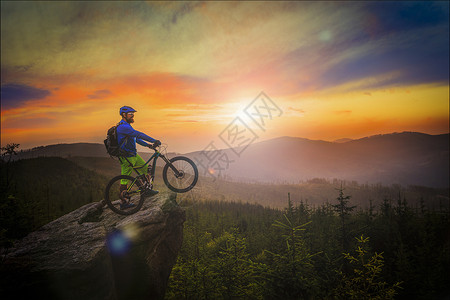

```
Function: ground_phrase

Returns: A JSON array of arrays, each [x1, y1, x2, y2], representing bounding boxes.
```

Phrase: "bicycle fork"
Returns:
[[161, 155, 182, 177]]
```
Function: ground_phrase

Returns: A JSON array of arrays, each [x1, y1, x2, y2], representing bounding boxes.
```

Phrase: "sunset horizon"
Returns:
[[8, 130, 450, 155], [2, 1, 449, 154]]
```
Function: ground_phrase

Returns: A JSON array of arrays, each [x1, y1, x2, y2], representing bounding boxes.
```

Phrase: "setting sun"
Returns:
[[1, 1, 448, 153]]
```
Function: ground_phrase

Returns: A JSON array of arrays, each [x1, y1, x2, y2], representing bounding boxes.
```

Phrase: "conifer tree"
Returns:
[[332, 184, 356, 252], [333, 235, 402, 299], [264, 215, 319, 299]]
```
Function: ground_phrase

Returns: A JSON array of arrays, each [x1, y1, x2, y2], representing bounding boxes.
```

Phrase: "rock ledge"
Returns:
[[0, 192, 185, 300]]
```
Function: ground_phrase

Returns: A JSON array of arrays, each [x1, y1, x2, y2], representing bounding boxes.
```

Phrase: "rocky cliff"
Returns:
[[0, 192, 185, 300]]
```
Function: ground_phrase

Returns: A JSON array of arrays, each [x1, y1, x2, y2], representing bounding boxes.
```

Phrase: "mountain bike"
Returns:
[[104, 144, 198, 215]]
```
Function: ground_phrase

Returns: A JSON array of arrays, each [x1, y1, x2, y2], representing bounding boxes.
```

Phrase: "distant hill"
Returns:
[[13, 143, 173, 162], [9, 131, 450, 188], [185, 132, 449, 188], [0, 157, 109, 240], [333, 138, 353, 143], [15, 143, 109, 159]]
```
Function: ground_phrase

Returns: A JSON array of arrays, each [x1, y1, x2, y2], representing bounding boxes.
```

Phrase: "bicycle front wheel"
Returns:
[[163, 156, 198, 193], [105, 175, 145, 215]]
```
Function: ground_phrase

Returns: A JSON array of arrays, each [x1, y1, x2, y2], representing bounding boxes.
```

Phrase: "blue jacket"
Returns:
[[117, 120, 156, 157]]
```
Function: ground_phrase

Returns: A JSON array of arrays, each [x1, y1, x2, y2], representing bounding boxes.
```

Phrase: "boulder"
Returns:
[[0, 192, 185, 300]]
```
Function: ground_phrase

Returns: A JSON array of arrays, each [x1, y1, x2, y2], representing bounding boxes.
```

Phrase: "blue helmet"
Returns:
[[119, 106, 137, 115]]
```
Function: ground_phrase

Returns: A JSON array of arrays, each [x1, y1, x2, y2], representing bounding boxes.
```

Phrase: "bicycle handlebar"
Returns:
[[147, 143, 161, 151]]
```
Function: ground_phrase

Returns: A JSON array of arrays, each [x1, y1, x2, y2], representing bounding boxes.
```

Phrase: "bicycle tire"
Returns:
[[105, 175, 145, 215], [163, 156, 198, 193]]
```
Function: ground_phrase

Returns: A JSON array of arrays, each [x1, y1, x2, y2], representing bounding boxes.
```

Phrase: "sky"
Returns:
[[1, 1, 449, 153]]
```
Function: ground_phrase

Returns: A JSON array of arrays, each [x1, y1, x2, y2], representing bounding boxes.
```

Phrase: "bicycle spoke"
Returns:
[[163, 157, 198, 193]]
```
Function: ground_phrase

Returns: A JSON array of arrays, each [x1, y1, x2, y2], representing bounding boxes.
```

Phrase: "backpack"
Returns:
[[104, 123, 128, 157]]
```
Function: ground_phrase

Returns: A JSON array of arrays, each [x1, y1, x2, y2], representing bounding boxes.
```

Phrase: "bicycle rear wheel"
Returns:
[[105, 175, 145, 215], [163, 156, 198, 193]]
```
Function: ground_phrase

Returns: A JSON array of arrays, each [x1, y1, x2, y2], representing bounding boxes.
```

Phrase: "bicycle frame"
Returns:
[[105, 143, 198, 215], [120, 146, 180, 180]]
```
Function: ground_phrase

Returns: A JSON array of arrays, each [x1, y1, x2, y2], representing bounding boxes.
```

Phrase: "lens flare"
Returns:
[[106, 230, 131, 256]]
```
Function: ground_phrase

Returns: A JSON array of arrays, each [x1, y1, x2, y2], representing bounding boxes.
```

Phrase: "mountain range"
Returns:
[[10, 131, 449, 188]]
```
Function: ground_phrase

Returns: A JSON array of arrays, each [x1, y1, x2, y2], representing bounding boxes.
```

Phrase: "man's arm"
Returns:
[[118, 123, 156, 143], [137, 138, 150, 146]]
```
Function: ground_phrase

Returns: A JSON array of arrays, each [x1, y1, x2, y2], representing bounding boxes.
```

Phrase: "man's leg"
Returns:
[[120, 157, 134, 184], [119, 157, 134, 203], [133, 154, 148, 176]]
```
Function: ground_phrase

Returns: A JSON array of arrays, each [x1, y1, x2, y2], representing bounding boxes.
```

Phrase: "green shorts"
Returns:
[[119, 154, 148, 185]]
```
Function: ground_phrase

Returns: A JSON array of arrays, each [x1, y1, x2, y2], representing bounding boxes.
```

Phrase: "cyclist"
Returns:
[[117, 106, 161, 209]]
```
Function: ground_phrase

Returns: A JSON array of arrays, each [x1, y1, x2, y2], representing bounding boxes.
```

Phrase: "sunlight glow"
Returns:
[[1, 2, 448, 152]]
